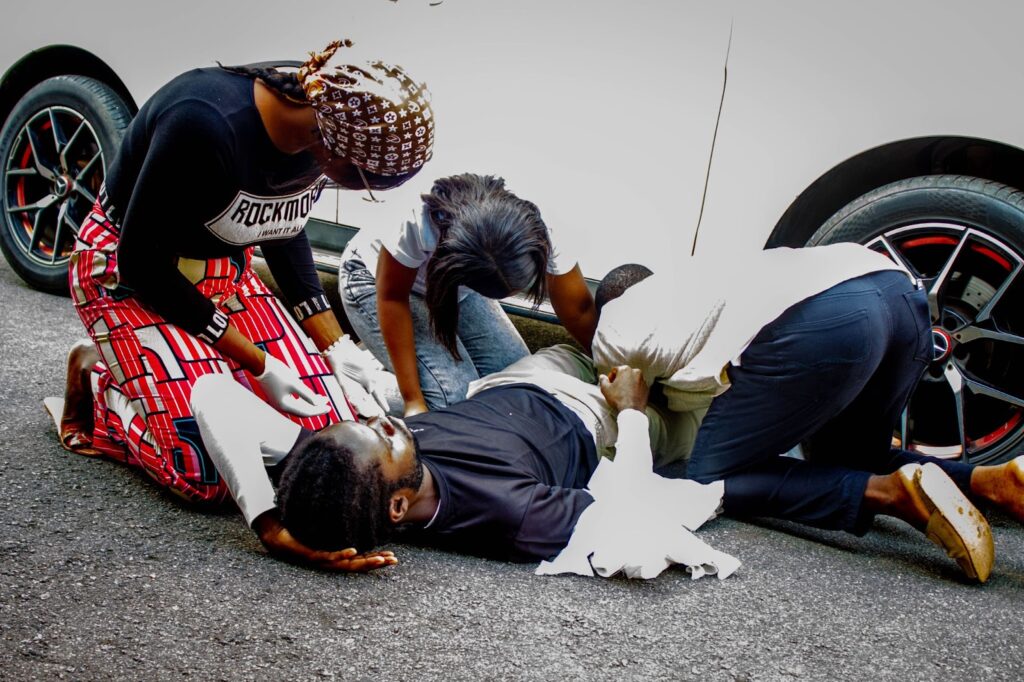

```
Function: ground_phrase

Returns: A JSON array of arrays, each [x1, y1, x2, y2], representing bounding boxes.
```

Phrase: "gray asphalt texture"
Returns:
[[2, 257, 1023, 681]]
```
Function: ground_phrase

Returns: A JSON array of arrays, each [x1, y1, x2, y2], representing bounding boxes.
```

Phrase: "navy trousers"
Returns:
[[687, 270, 975, 535]]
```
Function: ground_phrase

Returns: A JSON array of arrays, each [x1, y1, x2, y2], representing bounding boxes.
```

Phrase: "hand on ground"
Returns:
[[254, 511, 397, 572]]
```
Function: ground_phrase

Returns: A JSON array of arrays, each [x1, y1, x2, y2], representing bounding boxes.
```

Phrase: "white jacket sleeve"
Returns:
[[191, 374, 304, 526], [612, 409, 655, 475], [591, 273, 725, 388]]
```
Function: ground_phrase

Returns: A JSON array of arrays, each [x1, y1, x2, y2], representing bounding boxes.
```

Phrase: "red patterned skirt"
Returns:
[[69, 199, 354, 505]]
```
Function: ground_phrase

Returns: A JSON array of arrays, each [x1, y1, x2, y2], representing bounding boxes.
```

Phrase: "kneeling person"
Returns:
[[592, 243, 1024, 582]]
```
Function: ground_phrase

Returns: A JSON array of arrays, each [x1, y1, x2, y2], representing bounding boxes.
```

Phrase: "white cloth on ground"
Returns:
[[536, 409, 739, 580]]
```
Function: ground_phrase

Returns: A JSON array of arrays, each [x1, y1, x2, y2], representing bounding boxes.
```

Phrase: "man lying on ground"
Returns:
[[54, 338, 729, 571], [192, 361, 735, 572], [586, 242, 1024, 582]]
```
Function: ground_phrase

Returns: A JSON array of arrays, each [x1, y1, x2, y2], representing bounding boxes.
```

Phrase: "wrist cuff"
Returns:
[[196, 309, 229, 345], [292, 293, 331, 322]]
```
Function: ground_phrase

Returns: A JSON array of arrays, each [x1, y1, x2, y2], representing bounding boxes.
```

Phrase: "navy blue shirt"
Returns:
[[105, 68, 328, 342], [402, 384, 598, 562]]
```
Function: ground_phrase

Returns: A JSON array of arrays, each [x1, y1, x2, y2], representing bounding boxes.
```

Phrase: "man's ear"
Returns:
[[389, 493, 410, 524]]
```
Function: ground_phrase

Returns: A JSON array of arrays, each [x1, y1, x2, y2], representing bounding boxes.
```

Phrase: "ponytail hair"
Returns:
[[218, 64, 308, 104], [423, 174, 550, 360]]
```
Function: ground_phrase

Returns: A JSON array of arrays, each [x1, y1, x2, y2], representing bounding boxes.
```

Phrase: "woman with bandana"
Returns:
[[338, 172, 598, 417], [62, 40, 433, 504]]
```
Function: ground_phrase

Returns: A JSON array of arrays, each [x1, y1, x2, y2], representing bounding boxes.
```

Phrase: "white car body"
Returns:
[[6, 0, 1020, 277], [4, 0, 1024, 462]]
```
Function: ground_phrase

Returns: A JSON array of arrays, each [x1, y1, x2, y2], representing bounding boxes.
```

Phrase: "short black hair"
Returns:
[[595, 263, 653, 313], [423, 174, 550, 359], [276, 429, 420, 552]]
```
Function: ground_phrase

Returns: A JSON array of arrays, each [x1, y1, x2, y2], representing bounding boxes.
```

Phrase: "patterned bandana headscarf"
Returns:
[[298, 40, 434, 177]]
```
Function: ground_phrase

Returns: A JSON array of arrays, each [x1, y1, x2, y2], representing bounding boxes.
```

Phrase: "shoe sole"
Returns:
[[915, 462, 994, 583]]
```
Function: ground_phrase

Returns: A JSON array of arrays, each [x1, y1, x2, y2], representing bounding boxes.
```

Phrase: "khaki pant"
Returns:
[[467, 345, 701, 472]]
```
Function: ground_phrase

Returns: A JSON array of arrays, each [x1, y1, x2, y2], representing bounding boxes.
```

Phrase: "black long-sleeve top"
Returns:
[[403, 384, 599, 562], [104, 68, 330, 343]]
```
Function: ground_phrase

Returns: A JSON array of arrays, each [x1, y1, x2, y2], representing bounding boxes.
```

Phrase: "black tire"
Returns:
[[809, 175, 1024, 465], [0, 76, 131, 294]]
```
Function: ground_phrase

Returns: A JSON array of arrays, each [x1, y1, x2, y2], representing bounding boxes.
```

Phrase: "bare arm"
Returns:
[[548, 265, 598, 352], [300, 309, 345, 353], [216, 311, 344, 375], [376, 248, 429, 416], [214, 323, 267, 375], [215, 324, 327, 417]]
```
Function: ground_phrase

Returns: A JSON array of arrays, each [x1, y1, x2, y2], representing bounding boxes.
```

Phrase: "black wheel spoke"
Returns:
[[27, 202, 50, 253], [47, 109, 68, 172], [62, 206, 81, 237], [927, 230, 970, 322], [899, 406, 909, 451], [6, 107, 105, 267], [961, 369, 1024, 409], [872, 235, 922, 280], [974, 261, 1022, 325], [942, 363, 969, 461], [889, 223, 1024, 463], [77, 150, 102, 183], [59, 120, 87, 172], [6, 193, 59, 214], [24, 125, 57, 182], [955, 324, 1024, 348], [51, 203, 69, 264], [73, 182, 96, 205]]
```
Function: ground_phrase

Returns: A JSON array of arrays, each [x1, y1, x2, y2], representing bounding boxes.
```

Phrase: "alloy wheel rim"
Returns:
[[867, 222, 1024, 464], [3, 105, 105, 266]]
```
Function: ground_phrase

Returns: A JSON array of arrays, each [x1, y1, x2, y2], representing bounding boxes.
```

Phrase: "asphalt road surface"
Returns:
[[2, 257, 1023, 681]]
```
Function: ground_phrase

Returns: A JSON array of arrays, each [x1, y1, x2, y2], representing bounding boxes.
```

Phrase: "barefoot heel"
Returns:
[[43, 396, 103, 457]]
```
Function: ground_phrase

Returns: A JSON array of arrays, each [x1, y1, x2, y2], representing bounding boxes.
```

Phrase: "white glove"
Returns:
[[333, 373, 386, 419], [323, 335, 391, 419], [252, 355, 330, 418]]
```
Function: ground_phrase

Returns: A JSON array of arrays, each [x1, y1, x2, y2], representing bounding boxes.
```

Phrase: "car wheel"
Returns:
[[808, 175, 1024, 465], [0, 76, 131, 294]]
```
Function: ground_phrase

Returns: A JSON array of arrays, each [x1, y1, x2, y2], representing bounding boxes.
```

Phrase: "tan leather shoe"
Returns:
[[897, 462, 994, 583]]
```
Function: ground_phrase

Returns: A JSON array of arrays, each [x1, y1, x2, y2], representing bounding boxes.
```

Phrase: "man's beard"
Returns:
[[398, 427, 425, 493]]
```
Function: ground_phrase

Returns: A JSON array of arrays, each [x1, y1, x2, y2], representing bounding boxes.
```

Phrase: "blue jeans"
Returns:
[[339, 257, 530, 410], [687, 270, 975, 535]]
